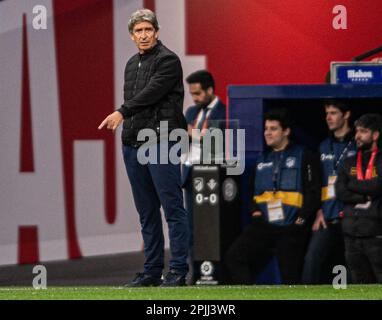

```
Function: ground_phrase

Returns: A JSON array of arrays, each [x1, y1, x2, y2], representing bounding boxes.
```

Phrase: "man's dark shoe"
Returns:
[[126, 272, 162, 287], [160, 270, 186, 287]]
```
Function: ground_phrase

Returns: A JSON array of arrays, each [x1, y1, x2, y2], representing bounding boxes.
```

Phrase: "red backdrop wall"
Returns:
[[186, 0, 382, 99]]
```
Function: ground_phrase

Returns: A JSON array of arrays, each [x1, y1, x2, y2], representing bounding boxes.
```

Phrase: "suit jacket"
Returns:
[[181, 99, 226, 187]]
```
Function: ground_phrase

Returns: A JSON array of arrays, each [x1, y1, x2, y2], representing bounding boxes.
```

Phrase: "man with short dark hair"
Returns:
[[184, 70, 226, 148], [302, 100, 356, 284], [98, 9, 189, 287], [336, 113, 382, 283], [224, 109, 321, 284]]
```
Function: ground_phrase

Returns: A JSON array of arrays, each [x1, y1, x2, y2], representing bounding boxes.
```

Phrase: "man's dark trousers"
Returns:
[[225, 219, 310, 284], [344, 236, 382, 283], [302, 222, 346, 284], [122, 141, 189, 277]]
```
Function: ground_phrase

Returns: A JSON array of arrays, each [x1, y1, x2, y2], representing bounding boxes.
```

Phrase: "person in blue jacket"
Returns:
[[181, 70, 226, 282], [225, 108, 321, 284], [302, 101, 356, 284]]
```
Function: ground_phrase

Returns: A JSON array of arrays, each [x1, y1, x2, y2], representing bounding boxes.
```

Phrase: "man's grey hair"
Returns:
[[128, 9, 160, 34]]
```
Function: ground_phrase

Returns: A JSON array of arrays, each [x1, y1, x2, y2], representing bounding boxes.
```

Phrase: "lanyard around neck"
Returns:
[[272, 152, 284, 192], [357, 148, 378, 180], [193, 108, 210, 130], [330, 139, 353, 173]]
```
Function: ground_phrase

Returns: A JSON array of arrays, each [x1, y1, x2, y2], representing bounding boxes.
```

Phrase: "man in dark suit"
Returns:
[[182, 70, 226, 282]]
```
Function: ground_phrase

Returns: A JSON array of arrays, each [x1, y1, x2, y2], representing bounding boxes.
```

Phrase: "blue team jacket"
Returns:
[[319, 135, 356, 220], [254, 144, 305, 226]]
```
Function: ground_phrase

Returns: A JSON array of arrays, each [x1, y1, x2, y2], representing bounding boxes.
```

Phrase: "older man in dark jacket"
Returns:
[[336, 113, 382, 283], [99, 9, 189, 287]]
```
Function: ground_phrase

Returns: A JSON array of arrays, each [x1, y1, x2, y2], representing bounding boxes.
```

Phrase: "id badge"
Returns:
[[355, 201, 371, 210], [328, 175, 337, 199], [267, 199, 284, 222]]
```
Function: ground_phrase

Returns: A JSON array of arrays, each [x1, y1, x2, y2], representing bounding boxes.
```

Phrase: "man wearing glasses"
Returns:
[[99, 9, 189, 287]]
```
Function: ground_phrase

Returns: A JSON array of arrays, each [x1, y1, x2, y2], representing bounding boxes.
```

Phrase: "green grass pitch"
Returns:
[[0, 285, 382, 300]]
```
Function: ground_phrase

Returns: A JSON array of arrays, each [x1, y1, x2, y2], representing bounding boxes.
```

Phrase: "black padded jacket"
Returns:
[[336, 149, 382, 237], [117, 41, 187, 147]]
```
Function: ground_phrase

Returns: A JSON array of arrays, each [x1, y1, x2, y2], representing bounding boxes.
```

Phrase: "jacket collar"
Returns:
[[196, 97, 220, 112], [328, 128, 354, 143], [269, 140, 295, 154], [139, 40, 162, 58]]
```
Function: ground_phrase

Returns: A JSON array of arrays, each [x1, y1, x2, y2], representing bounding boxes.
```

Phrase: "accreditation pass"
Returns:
[[267, 199, 284, 222]]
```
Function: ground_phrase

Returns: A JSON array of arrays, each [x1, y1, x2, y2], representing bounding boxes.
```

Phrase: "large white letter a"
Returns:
[[332, 5, 347, 30]]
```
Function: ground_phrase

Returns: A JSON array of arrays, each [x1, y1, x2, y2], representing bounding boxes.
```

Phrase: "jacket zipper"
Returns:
[[132, 56, 142, 96], [131, 56, 142, 129]]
